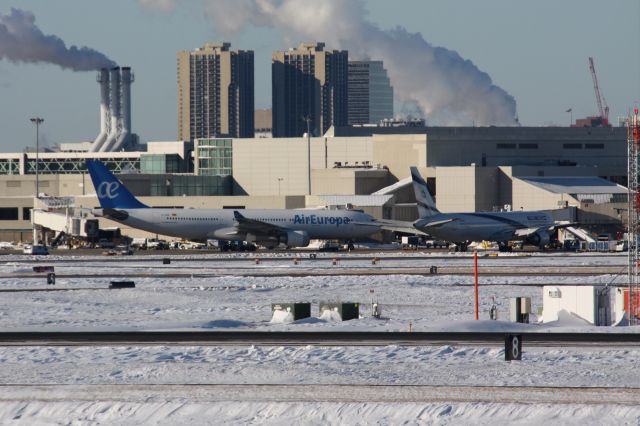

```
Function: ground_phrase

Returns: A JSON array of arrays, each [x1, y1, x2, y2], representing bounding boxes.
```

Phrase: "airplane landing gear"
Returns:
[[455, 242, 469, 252], [498, 242, 512, 252]]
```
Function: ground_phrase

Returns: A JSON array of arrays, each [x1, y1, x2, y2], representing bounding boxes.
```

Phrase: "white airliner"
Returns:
[[409, 167, 571, 251], [86, 160, 380, 248]]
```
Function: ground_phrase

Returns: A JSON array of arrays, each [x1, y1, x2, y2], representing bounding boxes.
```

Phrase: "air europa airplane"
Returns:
[[86, 160, 380, 248]]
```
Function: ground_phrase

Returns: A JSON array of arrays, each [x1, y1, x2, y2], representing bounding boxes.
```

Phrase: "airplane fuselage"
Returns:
[[414, 211, 554, 243], [97, 207, 377, 244]]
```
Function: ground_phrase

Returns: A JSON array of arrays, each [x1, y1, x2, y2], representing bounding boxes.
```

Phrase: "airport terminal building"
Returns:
[[0, 125, 628, 243]]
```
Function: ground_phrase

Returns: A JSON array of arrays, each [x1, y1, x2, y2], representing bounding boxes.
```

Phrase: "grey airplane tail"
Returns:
[[410, 167, 439, 218]]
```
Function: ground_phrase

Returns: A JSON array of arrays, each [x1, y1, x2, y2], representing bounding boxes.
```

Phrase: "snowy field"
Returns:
[[1, 251, 639, 424]]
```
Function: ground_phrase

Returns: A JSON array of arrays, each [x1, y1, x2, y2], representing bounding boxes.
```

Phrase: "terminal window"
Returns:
[[150, 175, 232, 196], [141, 154, 182, 174], [197, 138, 232, 176], [0, 207, 19, 220]]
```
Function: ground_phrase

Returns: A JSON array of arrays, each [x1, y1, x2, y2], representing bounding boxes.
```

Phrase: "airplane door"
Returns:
[[157, 211, 172, 223]]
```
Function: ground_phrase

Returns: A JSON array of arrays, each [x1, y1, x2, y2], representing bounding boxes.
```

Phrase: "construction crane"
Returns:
[[588, 57, 610, 127]]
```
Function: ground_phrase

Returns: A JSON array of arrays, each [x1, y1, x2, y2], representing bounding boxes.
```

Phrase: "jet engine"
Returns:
[[525, 230, 550, 248], [282, 230, 310, 247]]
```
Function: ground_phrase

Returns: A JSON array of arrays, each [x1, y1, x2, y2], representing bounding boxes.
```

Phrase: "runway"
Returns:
[[0, 265, 628, 279]]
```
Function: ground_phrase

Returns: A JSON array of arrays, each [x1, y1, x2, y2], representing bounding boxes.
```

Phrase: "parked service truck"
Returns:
[[401, 236, 420, 249]]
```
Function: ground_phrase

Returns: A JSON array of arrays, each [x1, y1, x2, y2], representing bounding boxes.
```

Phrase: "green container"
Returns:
[[319, 302, 360, 321], [271, 303, 311, 320]]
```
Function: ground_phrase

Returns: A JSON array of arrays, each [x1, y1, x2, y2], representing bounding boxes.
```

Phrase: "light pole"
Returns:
[[277, 177, 283, 196], [303, 115, 311, 195], [30, 117, 44, 199]]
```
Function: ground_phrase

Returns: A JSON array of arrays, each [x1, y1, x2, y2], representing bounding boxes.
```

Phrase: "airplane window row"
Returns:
[[166, 217, 220, 221], [164, 216, 292, 223]]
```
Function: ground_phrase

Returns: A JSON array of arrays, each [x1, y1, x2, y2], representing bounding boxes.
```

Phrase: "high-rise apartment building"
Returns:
[[272, 42, 348, 137], [177, 42, 254, 141], [348, 61, 394, 125]]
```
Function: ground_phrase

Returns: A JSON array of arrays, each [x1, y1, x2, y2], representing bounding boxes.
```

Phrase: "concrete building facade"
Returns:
[[348, 61, 393, 125], [434, 167, 500, 213], [0, 126, 630, 242], [335, 126, 627, 185], [254, 108, 272, 138], [272, 42, 348, 137], [177, 42, 254, 141], [228, 134, 427, 196]]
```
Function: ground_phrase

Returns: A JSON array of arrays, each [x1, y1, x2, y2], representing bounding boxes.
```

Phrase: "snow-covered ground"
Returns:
[[0, 251, 638, 424], [0, 273, 623, 331]]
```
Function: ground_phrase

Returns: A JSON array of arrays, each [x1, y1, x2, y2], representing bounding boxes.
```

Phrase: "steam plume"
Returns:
[[0, 8, 116, 71], [138, 0, 518, 125], [138, 0, 176, 12]]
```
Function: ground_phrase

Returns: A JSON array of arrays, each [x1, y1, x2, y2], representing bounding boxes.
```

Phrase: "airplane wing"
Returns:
[[514, 222, 579, 237], [552, 221, 579, 229], [231, 211, 382, 241], [375, 219, 428, 235], [415, 218, 455, 228], [349, 221, 383, 228], [233, 210, 286, 237], [513, 227, 542, 237]]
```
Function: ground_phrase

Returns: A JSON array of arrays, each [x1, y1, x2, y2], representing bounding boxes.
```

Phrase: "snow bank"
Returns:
[[270, 309, 294, 324], [2, 400, 639, 426], [319, 309, 343, 322]]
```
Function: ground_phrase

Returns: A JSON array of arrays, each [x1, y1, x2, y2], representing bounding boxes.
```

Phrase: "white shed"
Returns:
[[542, 285, 625, 326]]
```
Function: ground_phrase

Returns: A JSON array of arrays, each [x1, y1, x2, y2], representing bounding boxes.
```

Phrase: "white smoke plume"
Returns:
[[139, 0, 517, 125], [0, 8, 116, 71], [138, 0, 176, 12]]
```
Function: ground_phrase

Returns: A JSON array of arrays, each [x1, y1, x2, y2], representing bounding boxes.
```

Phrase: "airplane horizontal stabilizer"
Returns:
[[376, 219, 427, 235]]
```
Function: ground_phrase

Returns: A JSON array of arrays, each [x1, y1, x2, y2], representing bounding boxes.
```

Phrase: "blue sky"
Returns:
[[0, 0, 638, 152]]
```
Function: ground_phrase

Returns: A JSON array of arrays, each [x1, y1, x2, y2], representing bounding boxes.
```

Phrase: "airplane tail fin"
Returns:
[[86, 160, 148, 209], [410, 167, 439, 218]]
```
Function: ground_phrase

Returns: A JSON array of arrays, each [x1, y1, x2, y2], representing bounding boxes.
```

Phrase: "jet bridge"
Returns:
[[31, 197, 98, 240]]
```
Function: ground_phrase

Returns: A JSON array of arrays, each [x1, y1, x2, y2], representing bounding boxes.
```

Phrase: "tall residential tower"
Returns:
[[177, 42, 254, 141], [272, 42, 348, 137], [348, 61, 394, 125]]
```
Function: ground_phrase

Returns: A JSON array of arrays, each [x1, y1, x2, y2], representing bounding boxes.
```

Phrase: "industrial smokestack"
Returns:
[[100, 67, 121, 152], [0, 8, 116, 71], [121, 67, 133, 136], [89, 68, 110, 152], [111, 67, 134, 151]]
